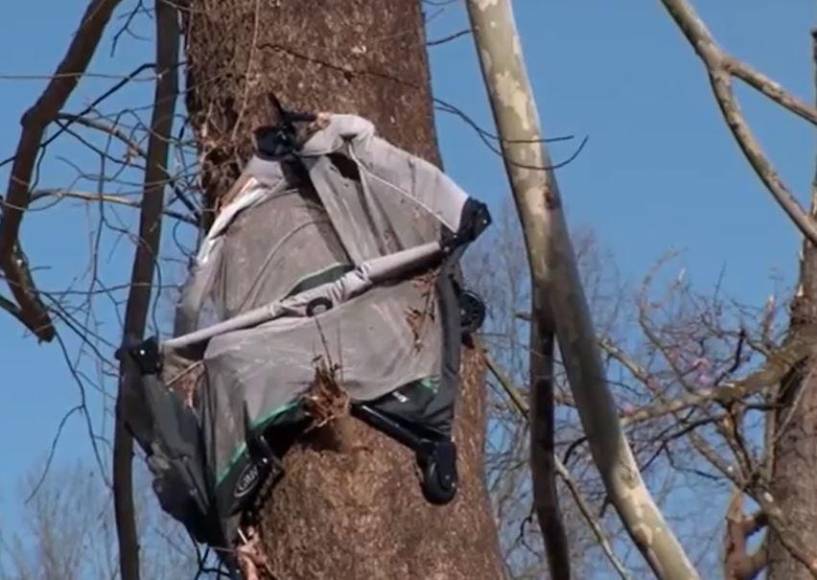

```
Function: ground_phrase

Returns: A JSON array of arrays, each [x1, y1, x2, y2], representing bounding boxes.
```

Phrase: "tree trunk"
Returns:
[[767, 225, 817, 580], [182, 2, 504, 578], [767, 32, 817, 580]]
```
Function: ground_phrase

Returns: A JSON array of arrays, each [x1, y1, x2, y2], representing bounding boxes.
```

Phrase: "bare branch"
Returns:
[[427, 29, 472, 47], [485, 354, 631, 579], [659, 0, 817, 246], [0, 0, 124, 341], [0, 292, 25, 326], [113, 2, 180, 578], [467, 2, 698, 575], [29, 189, 196, 225], [601, 333, 811, 424], [555, 458, 632, 580], [464, 4, 571, 575], [55, 113, 148, 158], [729, 59, 817, 126], [485, 353, 530, 415]]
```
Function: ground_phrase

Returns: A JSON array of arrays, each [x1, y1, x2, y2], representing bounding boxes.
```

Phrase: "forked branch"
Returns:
[[0, 0, 124, 341], [724, 490, 767, 580], [659, 0, 817, 246]]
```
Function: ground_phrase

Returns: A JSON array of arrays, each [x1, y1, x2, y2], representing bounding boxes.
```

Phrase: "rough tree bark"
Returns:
[[466, 1, 697, 578], [767, 31, 817, 580], [657, 2, 817, 576], [182, 2, 504, 578]]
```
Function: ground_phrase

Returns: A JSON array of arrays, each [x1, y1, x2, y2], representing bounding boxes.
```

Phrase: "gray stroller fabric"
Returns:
[[166, 114, 475, 487]]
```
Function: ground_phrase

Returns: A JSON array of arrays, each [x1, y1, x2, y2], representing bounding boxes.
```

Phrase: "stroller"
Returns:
[[118, 111, 491, 571]]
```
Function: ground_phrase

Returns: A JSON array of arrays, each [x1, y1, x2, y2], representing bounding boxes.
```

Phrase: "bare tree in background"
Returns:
[[6, 1, 817, 579], [657, 1, 817, 577], [0, 460, 198, 580]]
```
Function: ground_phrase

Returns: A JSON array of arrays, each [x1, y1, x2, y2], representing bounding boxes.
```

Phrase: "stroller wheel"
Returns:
[[419, 439, 458, 505]]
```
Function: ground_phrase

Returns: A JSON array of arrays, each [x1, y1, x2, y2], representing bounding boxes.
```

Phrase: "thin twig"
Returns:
[[555, 458, 632, 580], [427, 28, 472, 47], [29, 189, 197, 225], [485, 353, 631, 579]]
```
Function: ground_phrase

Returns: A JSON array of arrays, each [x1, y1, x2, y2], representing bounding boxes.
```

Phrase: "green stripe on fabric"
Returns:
[[284, 262, 353, 298], [215, 400, 300, 486], [416, 376, 440, 393]]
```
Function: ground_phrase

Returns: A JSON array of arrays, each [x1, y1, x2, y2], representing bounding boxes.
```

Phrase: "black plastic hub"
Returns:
[[417, 439, 458, 504]]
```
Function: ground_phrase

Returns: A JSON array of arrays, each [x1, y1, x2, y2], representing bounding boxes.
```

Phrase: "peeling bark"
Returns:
[[724, 490, 767, 580], [465, 1, 698, 578]]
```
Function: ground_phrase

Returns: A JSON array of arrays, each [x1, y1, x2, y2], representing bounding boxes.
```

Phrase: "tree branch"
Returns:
[[724, 489, 768, 580], [0, 0, 124, 341], [659, 0, 817, 246], [467, 2, 698, 575], [0, 292, 26, 327], [465, 4, 570, 576], [729, 59, 817, 126], [485, 353, 531, 415], [600, 332, 812, 424], [484, 354, 631, 579], [426, 29, 472, 47], [555, 458, 633, 580], [55, 113, 147, 159], [113, 2, 179, 579], [517, 315, 808, 428], [29, 189, 196, 225]]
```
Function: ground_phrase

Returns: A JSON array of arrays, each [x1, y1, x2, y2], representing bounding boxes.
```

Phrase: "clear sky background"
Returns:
[[1, 0, 815, 576]]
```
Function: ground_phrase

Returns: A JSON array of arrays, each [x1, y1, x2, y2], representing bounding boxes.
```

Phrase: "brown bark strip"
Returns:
[[724, 490, 767, 580], [0, 0, 124, 341], [0, 293, 25, 327], [113, 2, 179, 579], [528, 295, 570, 580]]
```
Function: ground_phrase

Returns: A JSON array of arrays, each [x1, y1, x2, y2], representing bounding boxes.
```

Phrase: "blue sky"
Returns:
[[0, 0, 815, 574]]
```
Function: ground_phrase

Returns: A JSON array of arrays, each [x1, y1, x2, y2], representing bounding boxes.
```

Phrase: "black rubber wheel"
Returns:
[[421, 461, 457, 505], [419, 440, 458, 505]]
